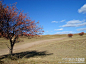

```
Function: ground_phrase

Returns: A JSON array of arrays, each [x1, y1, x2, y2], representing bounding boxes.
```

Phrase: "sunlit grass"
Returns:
[[0, 34, 67, 49], [0, 33, 86, 64]]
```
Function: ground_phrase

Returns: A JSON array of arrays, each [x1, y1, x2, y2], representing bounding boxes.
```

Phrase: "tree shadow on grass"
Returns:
[[0, 50, 53, 60]]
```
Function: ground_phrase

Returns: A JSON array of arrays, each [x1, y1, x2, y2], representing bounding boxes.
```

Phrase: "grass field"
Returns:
[[0, 34, 67, 49], [0, 33, 86, 64]]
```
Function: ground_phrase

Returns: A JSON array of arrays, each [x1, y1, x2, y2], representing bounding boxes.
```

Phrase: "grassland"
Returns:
[[0, 33, 86, 64], [0, 34, 67, 49]]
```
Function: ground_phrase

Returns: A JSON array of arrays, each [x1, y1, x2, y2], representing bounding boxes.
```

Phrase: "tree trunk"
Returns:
[[9, 35, 17, 55], [10, 38, 15, 55], [10, 45, 13, 55], [10, 39, 13, 55]]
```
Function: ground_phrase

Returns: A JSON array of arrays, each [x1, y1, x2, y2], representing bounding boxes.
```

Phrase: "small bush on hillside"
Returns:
[[79, 32, 84, 36], [68, 34, 73, 37]]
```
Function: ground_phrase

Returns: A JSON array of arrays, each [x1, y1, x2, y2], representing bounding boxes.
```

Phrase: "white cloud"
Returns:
[[67, 20, 82, 24], [54, 28, 63, 31], [52, 20, 65, 23], [77, 28, 86, 31], [56, 31, 73, 34], [61, 19, 86, 27], [60, 20, 65, 22], [78, 4, 86, 14], [51, 21, 58, 23]]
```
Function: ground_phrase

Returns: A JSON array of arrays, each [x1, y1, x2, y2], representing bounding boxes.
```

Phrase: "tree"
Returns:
[[79, 32, 84, 36], [0, 1, 44, 55], [68, 34, 73, 37]]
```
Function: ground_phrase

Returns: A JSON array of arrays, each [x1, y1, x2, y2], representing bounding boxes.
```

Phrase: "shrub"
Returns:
[[79, 32, 84, 36], [68, 34, 73, 37]]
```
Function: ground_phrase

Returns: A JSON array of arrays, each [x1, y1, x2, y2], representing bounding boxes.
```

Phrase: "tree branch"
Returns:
[[6, 43, 11, 50]]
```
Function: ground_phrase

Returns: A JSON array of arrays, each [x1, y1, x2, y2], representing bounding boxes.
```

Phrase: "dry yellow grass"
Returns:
[[0, 34, 67, 49], [0, 33, 86, 64]]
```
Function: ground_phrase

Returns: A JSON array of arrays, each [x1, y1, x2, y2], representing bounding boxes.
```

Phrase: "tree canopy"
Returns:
[[0, 1, 44, 54], [0, 1, 44, 38]]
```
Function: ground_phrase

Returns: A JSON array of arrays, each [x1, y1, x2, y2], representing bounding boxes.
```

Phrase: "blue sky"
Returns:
[[3, 0, 86, 35]]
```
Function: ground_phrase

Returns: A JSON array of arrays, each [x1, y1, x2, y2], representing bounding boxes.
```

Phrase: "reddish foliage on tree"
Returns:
[[0, 1, 44, 55], [68, 34, 73, 37], [79, 32, 84, 36]]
